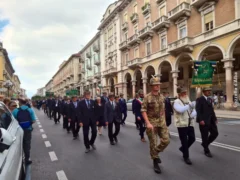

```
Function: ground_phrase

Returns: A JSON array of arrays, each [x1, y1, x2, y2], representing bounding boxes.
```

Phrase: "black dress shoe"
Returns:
[[156, 157, 162, 164], [85, 148, 90, 153], [73, 137, 77, 140], [25, 160, 32, 165], [110, 142, 115, 145], [184, 158, 192, 165], [113, 136, 118, 143], [153, 159, 161, 174], [205, 152, 213, 158], [90, 144, 96, 150]]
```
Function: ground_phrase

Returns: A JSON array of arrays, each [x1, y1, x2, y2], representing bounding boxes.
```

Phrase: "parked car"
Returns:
[[0, 102, 25, 180], [127, 99, 133, 111], [126, 97, 177, 111]]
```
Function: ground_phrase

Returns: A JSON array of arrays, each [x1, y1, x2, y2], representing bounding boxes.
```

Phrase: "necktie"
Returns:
[[88, 100, 90, 108], [112, 102, 114, 110], [207, 97, 212, 105]]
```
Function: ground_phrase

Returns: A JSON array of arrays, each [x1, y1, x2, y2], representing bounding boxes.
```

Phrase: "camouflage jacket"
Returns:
[[141, 92, 166, 127]]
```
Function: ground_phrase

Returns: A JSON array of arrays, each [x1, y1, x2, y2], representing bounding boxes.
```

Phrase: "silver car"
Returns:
[[0, 102, 25, 180], [127, 99, 133, 111]]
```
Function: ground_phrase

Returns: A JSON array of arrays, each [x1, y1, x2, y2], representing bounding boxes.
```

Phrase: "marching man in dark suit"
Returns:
[[53, 96, 62, 124], [104, 93, 122, 145], [196, 87, 219, 158], [101, 92, 109, 106], [63, 97, 71, 133], [119, 93, 127, 125], [79, 90, 98, 153], [163, 92, 173, 127], [134, 90, 146, 142], [68, 95, 81, 140]]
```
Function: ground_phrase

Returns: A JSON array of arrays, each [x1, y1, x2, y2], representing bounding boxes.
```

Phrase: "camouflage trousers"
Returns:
[[146, 125, 170, 159]]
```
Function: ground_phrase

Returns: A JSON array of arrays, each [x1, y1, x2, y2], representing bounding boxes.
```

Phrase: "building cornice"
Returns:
[[79, 32, 101, 53]]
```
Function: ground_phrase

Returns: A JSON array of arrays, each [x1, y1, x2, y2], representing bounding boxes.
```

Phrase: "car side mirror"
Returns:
[[0, 128, 14, 153]]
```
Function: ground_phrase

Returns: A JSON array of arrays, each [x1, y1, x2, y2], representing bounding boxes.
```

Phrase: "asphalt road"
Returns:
[[31, 109, 240, 180]]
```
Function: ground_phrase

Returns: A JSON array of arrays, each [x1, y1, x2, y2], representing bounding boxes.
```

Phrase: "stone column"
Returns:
[[142, 78, 147, 96], [132, 80, 137, 98], [123, 82, 127, 100], [222, 58, 235, 109], [115, 85, 118, 95], [171, 70, 179, 97], [92, 84, 96, 98]]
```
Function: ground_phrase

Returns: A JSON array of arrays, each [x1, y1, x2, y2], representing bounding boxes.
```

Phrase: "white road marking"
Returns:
[[49, 151, 58, 161], [42, 134, 47, 139], [44, 141, 51, 147], [56, 170, 68, 180], [37, 122, 41, 125], [38, 125, 42, 128], [125, 121, 240, 153], [40, 129, 45, 133]]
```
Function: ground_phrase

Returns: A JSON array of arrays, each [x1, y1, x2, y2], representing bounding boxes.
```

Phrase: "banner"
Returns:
[[46, 92, 54, 97], [66, 89, 79, 96], [191, 61, 216, 88]]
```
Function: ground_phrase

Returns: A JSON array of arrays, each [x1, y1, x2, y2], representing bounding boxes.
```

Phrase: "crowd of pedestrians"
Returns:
[[31, 76, 219, 174]]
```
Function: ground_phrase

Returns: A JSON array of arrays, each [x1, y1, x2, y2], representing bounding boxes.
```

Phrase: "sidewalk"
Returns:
[[215, 110, 240, 119]]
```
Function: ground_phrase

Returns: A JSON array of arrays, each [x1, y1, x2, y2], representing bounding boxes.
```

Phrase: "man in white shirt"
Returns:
[[173, 86, 196, 165]]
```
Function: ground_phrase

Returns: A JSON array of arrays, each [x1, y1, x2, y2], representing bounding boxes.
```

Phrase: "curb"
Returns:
[[217, 115, 240, 120]]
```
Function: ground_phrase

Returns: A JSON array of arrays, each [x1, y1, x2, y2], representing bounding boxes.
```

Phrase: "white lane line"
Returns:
[[40, 129, 45, 133], [56, 170, 68, 180], [44, 141, 51, 147], [38, 125, 42, 128], [42, 134, 47, 139], [125, 121, 240, 153], [37, 122, 41, 125], [49, 151, 58, 161]]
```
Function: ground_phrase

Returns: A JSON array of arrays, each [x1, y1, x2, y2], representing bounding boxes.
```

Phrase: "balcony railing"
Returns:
[[130, 13, 138, 24], [128, 34, 140, 46], [103, 67, 117, 76], [168, 2, 191, 22], [138, 26, 154, 39], [122, 22, 128, 31], [93, 44, 100, 52], [156, 0, 165, 5], [168, 37, 193, 55], [127, 58, 143, 69], [191, 0, 217, 8], [86, 52, 92, 58], [142, 3, 151, 16], [119, 40, 129, 51], [152, 16, 169, 31], [87, 76, 93, 82], [108, 52, 114, 59]]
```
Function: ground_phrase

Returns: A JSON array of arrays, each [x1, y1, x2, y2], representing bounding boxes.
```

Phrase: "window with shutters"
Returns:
[[160, 35, 167, 50], [159, 6, 166, 17], [134, 47, 139, 58], [124, 13, 128, 22], [134, 4, 138, 13], [179, 26, 187, 39], [204, 12, 213, 31], [134, 25, 138, 34], [145, 40, 152, 56], [145, 16, 151, 26], [124, 53, 129, 65]]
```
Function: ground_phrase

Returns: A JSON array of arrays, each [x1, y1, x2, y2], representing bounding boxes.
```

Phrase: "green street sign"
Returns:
[[46, 92, 54, 97], [66, 89, 79, 96]]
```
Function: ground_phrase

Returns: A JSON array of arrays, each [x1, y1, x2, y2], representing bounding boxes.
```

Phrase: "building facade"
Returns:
[[79, 32, 101, 97], [0, 42, 16, 97], [45, 79, 53, 94], [12, 74, 21, 98], [98, 0, 124, 96], [52, 53, 81, 97], [36, 87, 46, 97], [118, 0, 240, 108]]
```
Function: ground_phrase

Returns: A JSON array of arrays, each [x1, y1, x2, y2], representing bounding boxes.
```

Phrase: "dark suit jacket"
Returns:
[[132, 99, 137, 114], [78, 99, 96, 125], [104, 101, 122, 123], [53, 100, 61, 111], [62, 102, 70, 117], [165, 98, 173, 118], [101, 96, 109, 106], [67, 101, 80, 122], [196, 96, 217, 125], [119, 98, 127, 112], [134, 99, 143, 121]]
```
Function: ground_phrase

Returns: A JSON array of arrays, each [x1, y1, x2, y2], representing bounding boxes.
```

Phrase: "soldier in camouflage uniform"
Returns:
[[141, 76, 170, 174]]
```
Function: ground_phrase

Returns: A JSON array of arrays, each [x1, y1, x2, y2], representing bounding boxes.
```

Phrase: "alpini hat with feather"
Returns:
[[149, 75, 161, 86]]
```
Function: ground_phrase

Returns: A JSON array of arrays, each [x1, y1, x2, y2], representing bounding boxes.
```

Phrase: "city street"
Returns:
[[31, 109, 240, 180]]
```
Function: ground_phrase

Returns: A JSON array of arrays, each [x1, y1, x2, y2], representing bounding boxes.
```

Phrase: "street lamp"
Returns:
[[3, 80, 13, 97]]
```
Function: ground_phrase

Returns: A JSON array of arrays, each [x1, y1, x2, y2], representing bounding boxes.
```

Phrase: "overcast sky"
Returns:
[[0, 0, 114, 97]]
